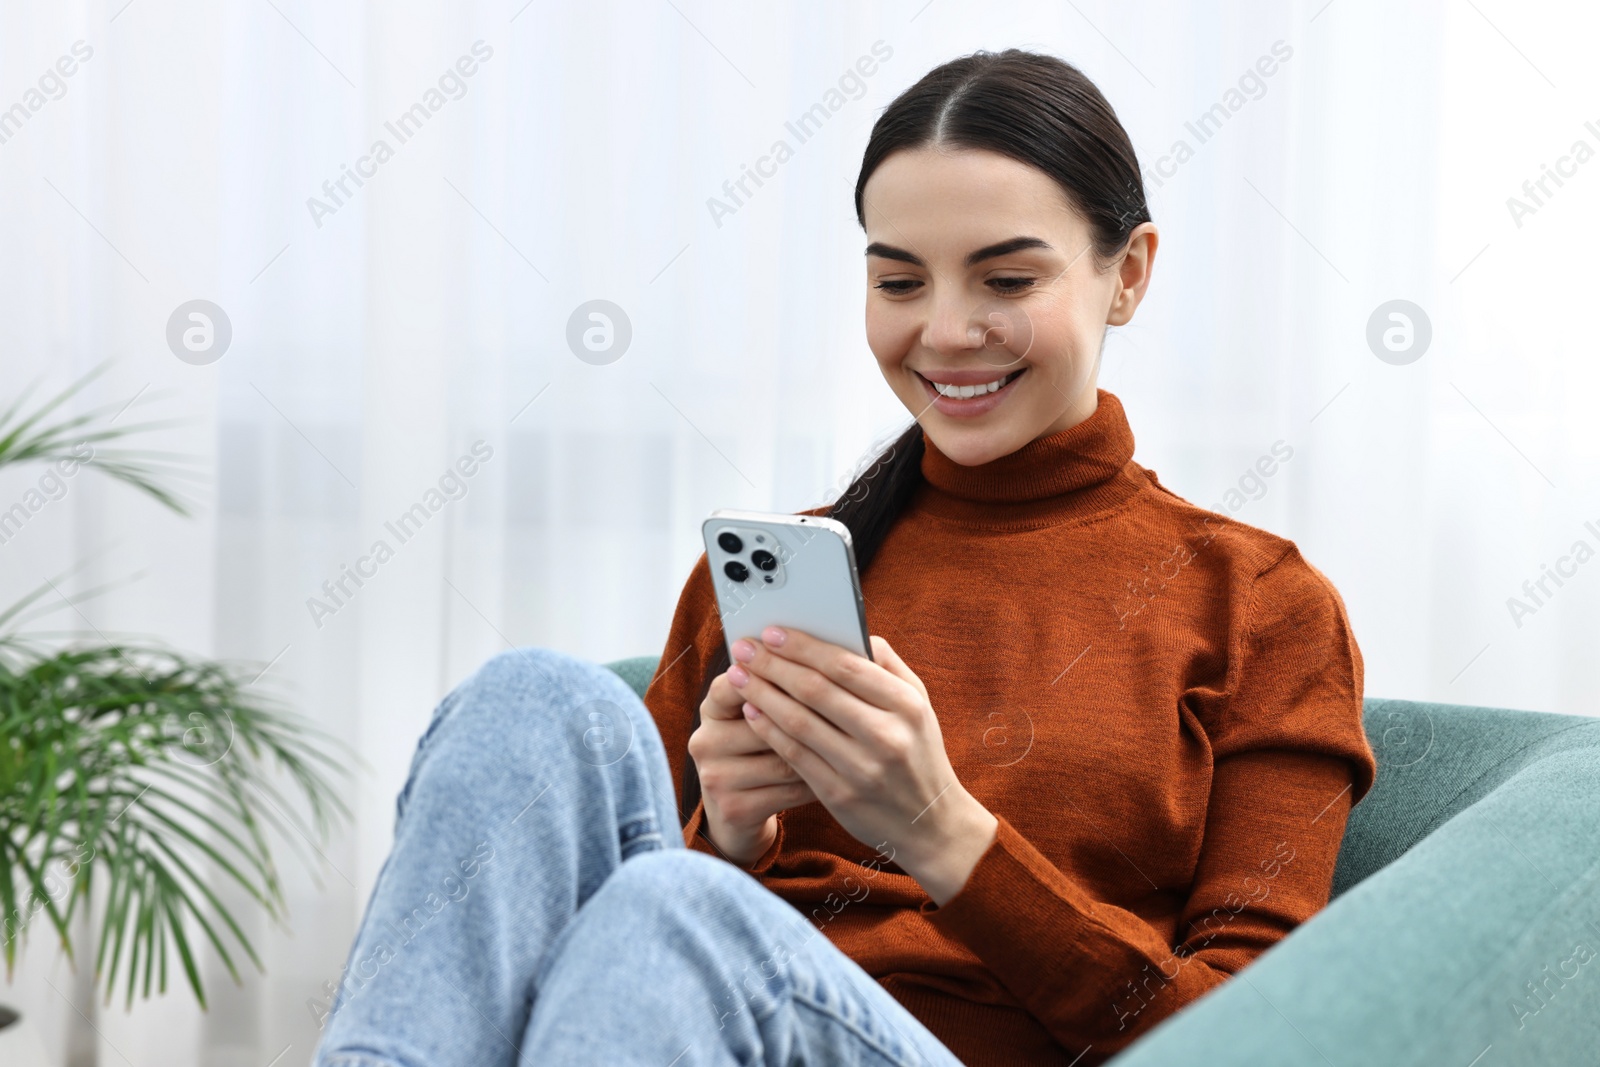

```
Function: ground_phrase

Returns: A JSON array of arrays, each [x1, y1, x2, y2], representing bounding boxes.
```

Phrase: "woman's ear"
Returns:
[[1108, 222, 1158, 327]]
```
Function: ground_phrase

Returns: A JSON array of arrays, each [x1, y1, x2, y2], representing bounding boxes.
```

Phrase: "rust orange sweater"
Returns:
[[642, 389, 1378, 1066]]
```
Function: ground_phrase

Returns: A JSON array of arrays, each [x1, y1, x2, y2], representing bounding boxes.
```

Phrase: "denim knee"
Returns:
[[588, 849, 778, 934], [604, 848, 734, 900], [431, 646, 642, 746], [569, 850, 816, 1014], [469, 644, 624, 703], [396, 645, 646, 820]]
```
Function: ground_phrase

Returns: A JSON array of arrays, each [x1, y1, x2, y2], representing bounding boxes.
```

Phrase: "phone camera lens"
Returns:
[[750, 549, 777, 572], [717, 531, 743, 553], [723, 560, 750, 582]]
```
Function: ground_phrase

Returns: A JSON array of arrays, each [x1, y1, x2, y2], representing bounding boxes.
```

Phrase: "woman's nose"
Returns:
[[921, 295, 985, 356]]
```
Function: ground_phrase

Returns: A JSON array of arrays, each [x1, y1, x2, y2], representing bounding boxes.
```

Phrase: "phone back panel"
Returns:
[[702, 510, 873, 661]]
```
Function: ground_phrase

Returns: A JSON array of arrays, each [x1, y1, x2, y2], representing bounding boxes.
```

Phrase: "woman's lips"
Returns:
[[917, 368, 1026, 418]]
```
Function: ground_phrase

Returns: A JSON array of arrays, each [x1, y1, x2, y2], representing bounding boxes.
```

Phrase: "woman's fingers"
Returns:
[[735, 780, 817, 814], [742, 629, 916, 726], [703, 668, 751, 720], [688, 713, 780, 764], [732, 668, 863, 776], [693, 667, 820, 839], [731, 633, 919, 750], [700, 781, 814, 864], [869, 634, 929, 700], [707, 749, 806, 792]]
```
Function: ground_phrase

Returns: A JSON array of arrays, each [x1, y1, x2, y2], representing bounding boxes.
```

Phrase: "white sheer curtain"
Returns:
[[2, 0, 1595, 1063]]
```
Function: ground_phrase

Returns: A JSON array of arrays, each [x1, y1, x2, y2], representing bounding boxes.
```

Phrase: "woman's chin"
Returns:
[[919, 422, 1031, 467]]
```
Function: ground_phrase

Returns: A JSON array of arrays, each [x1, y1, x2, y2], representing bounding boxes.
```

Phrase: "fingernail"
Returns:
[[732, 639, 756, 663], [743, 701, 762, 719], [762, 626, 786, 647], [728, 663, 749, 687]]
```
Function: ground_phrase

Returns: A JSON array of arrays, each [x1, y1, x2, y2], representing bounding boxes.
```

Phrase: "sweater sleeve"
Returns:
[[918, 545, 1378, 1059]]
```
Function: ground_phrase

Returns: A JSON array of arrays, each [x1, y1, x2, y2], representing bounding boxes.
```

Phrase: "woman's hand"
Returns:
[[728, 627, 998, 906], [688, 665, 818, 867]]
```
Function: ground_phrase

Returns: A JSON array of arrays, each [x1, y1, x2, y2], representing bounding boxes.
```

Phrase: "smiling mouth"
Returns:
[[916, 368, 1026, 400]]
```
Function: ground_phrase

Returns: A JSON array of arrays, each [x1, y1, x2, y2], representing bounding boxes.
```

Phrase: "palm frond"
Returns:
[[0, 361, 206, 515], [0, 364, 353, 1007], [0, 642, 352, 1005]]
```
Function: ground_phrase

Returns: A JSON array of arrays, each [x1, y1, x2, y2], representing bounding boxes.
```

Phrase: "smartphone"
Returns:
[[701, 509, 874, 662]]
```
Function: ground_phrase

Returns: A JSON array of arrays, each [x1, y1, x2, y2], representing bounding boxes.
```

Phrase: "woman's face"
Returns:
[[861, 145, 1157, 467]]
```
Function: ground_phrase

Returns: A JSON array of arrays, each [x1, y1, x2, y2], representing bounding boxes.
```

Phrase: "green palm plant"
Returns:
[[0, 365, 350, 1008]]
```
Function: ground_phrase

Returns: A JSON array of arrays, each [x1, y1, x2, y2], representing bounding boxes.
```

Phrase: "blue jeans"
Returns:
[[312, 646, 968, 1066]]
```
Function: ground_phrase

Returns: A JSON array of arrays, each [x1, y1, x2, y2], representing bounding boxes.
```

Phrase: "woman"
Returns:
[[314, 49, 1376, 1067]]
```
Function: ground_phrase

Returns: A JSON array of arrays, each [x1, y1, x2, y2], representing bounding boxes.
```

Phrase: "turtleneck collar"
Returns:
[[913, 389, 1145, 529]]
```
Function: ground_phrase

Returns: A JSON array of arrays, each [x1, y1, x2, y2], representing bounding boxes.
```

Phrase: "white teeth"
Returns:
[[931, 372, 1013, 398]]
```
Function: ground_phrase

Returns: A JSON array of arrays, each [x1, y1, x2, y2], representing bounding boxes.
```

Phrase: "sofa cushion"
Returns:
[[1104, 730, 1600, 1065], [1334, 699, 1600, 897], [604, 655, 660, 707]]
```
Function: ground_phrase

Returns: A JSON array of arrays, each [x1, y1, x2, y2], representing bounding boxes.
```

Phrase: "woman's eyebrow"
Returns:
[[964, 236, 1052, 265], [864, 236, 1054, 267], [865, 242, 923, 265]]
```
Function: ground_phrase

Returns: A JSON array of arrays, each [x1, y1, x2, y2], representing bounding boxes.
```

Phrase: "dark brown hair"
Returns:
[[678, 48, 1150, 825]]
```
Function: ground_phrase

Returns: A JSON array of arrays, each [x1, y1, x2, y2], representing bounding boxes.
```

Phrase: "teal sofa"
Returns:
[[604, 656, 1600, 1066]]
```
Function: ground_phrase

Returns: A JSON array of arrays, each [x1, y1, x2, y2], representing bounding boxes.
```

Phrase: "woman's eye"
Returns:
[[873, 279, 922, 295], [988, 277, 1036, 294]]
